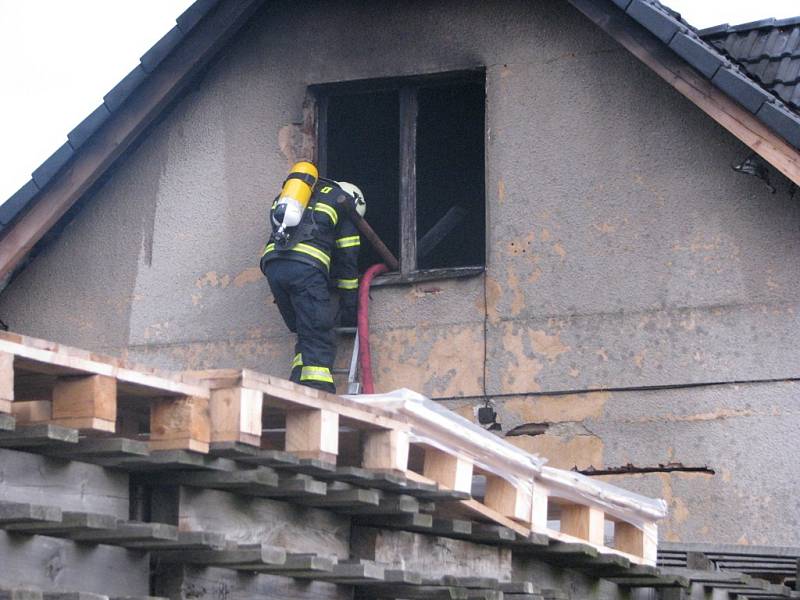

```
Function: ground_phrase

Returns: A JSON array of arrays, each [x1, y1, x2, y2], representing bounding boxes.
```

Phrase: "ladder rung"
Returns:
[[334, 327, 357, 335], [332, 368, 350, 374]]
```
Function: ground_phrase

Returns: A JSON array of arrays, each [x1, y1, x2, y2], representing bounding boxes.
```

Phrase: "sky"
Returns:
[[1, 0, 799, 204]]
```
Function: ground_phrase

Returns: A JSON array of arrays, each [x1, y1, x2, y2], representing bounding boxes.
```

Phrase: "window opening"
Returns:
[[316, 70, 485, 279]]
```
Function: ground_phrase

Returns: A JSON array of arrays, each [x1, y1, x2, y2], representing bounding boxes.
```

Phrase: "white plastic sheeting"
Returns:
[[349, 388, 667, 526]]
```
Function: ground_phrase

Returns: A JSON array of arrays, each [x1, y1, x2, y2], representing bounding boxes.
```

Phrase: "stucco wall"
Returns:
[[1, 0, 798, 544]]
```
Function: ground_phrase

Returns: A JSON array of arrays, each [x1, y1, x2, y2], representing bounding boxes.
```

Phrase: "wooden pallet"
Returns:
[[0, 332, 210, 452], [0, 331, 661, 565]]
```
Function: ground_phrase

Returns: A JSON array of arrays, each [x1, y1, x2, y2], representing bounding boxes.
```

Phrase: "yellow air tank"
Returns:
[[272, 161, 319, 241]]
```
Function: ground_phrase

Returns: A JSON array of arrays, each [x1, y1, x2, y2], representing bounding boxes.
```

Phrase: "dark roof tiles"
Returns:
[[626, 0, 686, 44], [712, 65, 775, 113], [103, 65, 148, 112], [176, 0, 218, 33], [703, 18, 800, 110], [31, 143, 74, 190], [757, 99, 800, 147], [0, 180, 39, 227], [140, 26, 183, 73], [67, 104, 111, 150], [669, 31, 726, 78]]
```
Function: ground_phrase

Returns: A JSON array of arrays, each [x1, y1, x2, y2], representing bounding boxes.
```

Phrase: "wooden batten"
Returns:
[[483, 474, 532, 524], [150, 395, 211, 453], [559, 504, 605, 547], [209, 386, 263, 447], [362, 429, 410, 472], [0, 351, 14, 413], [51, 374, 117, 433], [422, 446, 473, 494], [285, 408, 339, 463], [614, 520, 658, 563]]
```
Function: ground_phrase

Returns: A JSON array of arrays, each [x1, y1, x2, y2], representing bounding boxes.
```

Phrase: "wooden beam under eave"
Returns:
[[569, 0, 800, 188], [0, 0, 266, 282]]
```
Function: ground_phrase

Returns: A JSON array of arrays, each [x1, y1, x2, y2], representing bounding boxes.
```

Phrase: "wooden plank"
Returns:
[[295, 560, 385, 583], [251, 371, 405, 429], [356, 584, 468, 600], [351, 526, 514, 581], [285, 408, 339, 462], [120, 450, 235, 472], [124, 530, 227, 551], [0, 352, 13, 413], [417, 206, 468, 260], [335, 493, 419, 516], [0, 501, 62, 526], [149, 395, 210, 453], [483, 475, 532, 524], [399, 85, 419, 275], [6, 510, 117, 535], [52, 374, 116, 432], [0, 531, 150, 597], [177, 487, 350, 559], [0, 423, 78, 447], [209, 386, 262, 446], [422, 447, 473, 494], [569, 0, 800, 187], [0, 335, 208, 399], [0, 590, 44, 600], [152, 543, 286, 567], [70, 521, 178, 546], [154, 564, 349, 600], [362, 429, 409, 472], [559, 504, 605, 547]]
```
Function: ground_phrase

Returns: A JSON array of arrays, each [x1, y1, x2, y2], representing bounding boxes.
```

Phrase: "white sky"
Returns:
[[0, 0, 799, 204]]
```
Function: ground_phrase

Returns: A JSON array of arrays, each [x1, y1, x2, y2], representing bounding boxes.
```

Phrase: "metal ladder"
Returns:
[[333, 327, 361, 394]]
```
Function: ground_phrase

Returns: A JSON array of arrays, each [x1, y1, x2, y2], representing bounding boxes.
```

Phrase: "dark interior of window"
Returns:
[[326, 91, 400, 272], [321, 73, 485, 274], [416, 82, 485, 270]]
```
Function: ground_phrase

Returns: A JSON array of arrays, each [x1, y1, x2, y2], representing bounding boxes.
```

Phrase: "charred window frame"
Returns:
[[312, 70, 486, 284]]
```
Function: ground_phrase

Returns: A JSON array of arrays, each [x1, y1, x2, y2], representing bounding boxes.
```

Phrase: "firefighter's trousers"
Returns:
[[263, 258, 336, 393]]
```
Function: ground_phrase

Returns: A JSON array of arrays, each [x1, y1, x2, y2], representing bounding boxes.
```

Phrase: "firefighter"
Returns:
[[259, 161, 364, 394]]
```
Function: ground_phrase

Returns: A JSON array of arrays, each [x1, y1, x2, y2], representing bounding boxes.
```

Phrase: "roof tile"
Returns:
[[103, 65, 148, 112], [176, 0, 219, 33], [32, 143, 74, 189], [669, 32, 725, 78], [0, 180, 39, 226], [140, 26, 183, 73], [729, 18, 776, 33], [67, 104, 111, 149], [626, 0, 683, 44], [757, 100, 800, 147], [712, 66, 773, 113]]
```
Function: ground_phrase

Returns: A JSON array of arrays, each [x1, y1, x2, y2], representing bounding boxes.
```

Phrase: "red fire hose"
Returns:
[[357, 263, 389, 394]]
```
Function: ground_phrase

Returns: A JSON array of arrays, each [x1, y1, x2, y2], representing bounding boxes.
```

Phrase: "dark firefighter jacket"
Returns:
[[260, 180, 361, 299]]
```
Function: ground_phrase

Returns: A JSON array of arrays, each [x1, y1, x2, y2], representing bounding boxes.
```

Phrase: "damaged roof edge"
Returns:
[[0, 0, 222, 232]]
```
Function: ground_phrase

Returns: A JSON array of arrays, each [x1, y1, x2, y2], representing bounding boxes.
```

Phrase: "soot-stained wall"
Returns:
[[1, 0, 798, 544]]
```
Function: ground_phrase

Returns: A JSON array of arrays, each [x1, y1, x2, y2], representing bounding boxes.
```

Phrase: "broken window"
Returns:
[[313, 70, 486, 280]]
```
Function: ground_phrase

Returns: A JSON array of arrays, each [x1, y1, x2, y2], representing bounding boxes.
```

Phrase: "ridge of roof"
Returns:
[[0, 0, 221, 231]]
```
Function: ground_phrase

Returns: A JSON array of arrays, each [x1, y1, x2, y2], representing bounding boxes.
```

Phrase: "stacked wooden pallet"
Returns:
[[0, 330, 663, 574]]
